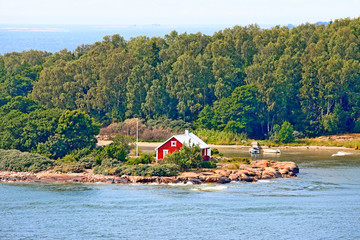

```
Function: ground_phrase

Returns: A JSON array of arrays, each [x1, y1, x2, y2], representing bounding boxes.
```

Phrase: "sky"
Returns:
[[0, 0, 359, 26]]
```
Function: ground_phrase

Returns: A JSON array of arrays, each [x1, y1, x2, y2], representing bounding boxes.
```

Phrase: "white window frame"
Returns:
[[171, 141, 177, 147], [163, 149, 169, 157]]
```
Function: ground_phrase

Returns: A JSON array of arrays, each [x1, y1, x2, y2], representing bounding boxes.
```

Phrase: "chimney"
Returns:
[[185, 129, 189, 135]]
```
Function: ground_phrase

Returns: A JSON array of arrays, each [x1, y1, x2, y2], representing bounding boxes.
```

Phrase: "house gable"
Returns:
[[155, 130, 211, 160], [156, 137, 183, 160]]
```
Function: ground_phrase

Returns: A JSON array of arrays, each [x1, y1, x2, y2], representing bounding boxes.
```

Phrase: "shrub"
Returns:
[[164, 143, 202, 171], [69, 147, 93, 161], [96, 144, 127, 162], [125, 153, 153, 165], [125, 158, 142, 165], [92, 157, 122, 175], [211, 148, 223, 157], [0, 149, 54, 172], [53, 162, 85, 173], [61, 154, 76, 162], [92, 165, 108, 175], [100, 158, 122, 169], [78, 157, 96, 169], [201, 161, 217, 168]]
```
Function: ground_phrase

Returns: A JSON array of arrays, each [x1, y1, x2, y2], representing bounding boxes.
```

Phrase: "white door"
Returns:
[[163, 149, 169, 157]]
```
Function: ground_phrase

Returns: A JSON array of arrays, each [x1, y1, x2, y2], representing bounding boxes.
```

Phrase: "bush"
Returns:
[[92, 157, 122, 175], [100, 158, 122, 169], [78, 157, 96, 169], [126, 153, 153, 165], [96, 144, 127, 162], [53, 162, 85, 173], [164, 144, 203, 171], [0, 149, 54, 172], [92, 165, 108, 175], [114, 164, 179, 177], [125, 158, 142, 165], [211, 148, 223, 157], [201, 161, 217, 168]]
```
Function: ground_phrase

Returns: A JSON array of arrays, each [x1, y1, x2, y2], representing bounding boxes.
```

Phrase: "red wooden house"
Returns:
[[155, 130, 211, 161]]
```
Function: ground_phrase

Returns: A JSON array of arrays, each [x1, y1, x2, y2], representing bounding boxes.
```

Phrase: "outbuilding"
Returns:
[[155, 130, 211, 161]]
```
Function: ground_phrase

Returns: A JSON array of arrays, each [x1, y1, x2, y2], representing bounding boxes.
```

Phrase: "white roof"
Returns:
[[155, 131, 209, 150]]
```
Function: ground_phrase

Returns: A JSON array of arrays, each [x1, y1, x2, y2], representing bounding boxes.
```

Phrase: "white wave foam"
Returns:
[[257, 180, 272, 183], [191, 185, 228, 192], [331, 151, 353, 156]]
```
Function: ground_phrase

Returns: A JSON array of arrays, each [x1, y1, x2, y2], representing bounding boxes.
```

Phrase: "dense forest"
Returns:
[[1, 17, 360, 157]]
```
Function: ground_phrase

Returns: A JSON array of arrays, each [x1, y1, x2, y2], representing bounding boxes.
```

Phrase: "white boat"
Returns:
[[331, 151, 352, 157], [263, 148, 281, 153], [249, 147, 260, 154]]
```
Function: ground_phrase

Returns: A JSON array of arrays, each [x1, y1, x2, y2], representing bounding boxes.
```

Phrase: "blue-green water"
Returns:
[[1, 149, 360, 240]]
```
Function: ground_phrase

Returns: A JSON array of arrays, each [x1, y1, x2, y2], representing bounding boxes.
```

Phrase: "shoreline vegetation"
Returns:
[[0, 160, 299, 184]]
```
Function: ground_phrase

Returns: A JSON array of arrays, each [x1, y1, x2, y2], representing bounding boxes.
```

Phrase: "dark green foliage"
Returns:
[[100, 158, 122, 169], [277, 121, 295, 143], [0, 96, 39, 114], [0, 107, 63, 152], [78, 157, 96, 169], [92, 157, 123, 175], [125, 153, 153, 165], [1, 75, 33, 97], [164, 143, 203, 171], [54, 162, 85, 173], [211, 148, 223, 157], [194, 105, 214, 129], [201, 160, 217, 168], [96, 144, 127, 162], [38, 110, 100, 158], [114, 164, 179, 177], [0, 149, 54, 172]]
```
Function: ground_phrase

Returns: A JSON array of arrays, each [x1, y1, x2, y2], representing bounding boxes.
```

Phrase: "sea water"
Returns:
[[1, 149, 360, 240], [0, 24, 231, 54]]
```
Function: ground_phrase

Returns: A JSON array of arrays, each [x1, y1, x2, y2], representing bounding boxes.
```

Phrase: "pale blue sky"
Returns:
[[0, 0, 359, 25]]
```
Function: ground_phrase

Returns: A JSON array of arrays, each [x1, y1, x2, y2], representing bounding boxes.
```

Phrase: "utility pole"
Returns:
[[136, 119, 138, 157]]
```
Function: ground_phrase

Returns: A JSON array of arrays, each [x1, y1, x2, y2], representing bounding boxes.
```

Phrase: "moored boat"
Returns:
[[263, 148, 281, 153]]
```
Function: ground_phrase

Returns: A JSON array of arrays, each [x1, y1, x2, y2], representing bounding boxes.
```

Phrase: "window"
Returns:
[[163, 149, 169, 157], [171, 141, 177, 147]]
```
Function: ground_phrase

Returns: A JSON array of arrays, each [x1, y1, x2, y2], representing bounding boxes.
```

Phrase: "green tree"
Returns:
[[38, 110, 100, 158], [194, 105, 214, 129], [277, 121, 295, 143]]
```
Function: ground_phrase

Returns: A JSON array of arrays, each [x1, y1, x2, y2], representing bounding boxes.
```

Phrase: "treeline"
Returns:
[[1, 17, 360, 141]]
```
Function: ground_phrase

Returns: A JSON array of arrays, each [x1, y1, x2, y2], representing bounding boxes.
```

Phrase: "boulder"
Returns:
[[179, 172, 200, 179], [229, 174, 239, 181]]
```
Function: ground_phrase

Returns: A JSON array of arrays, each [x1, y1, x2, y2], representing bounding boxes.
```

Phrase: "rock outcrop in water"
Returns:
[[0, 160, 298, 184]]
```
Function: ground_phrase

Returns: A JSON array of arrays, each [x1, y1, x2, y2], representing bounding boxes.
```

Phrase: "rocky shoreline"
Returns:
[[0, 160, 299, 184]]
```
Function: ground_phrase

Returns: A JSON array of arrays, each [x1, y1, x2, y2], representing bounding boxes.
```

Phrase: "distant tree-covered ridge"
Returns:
[[1, 17, 360, 141]]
